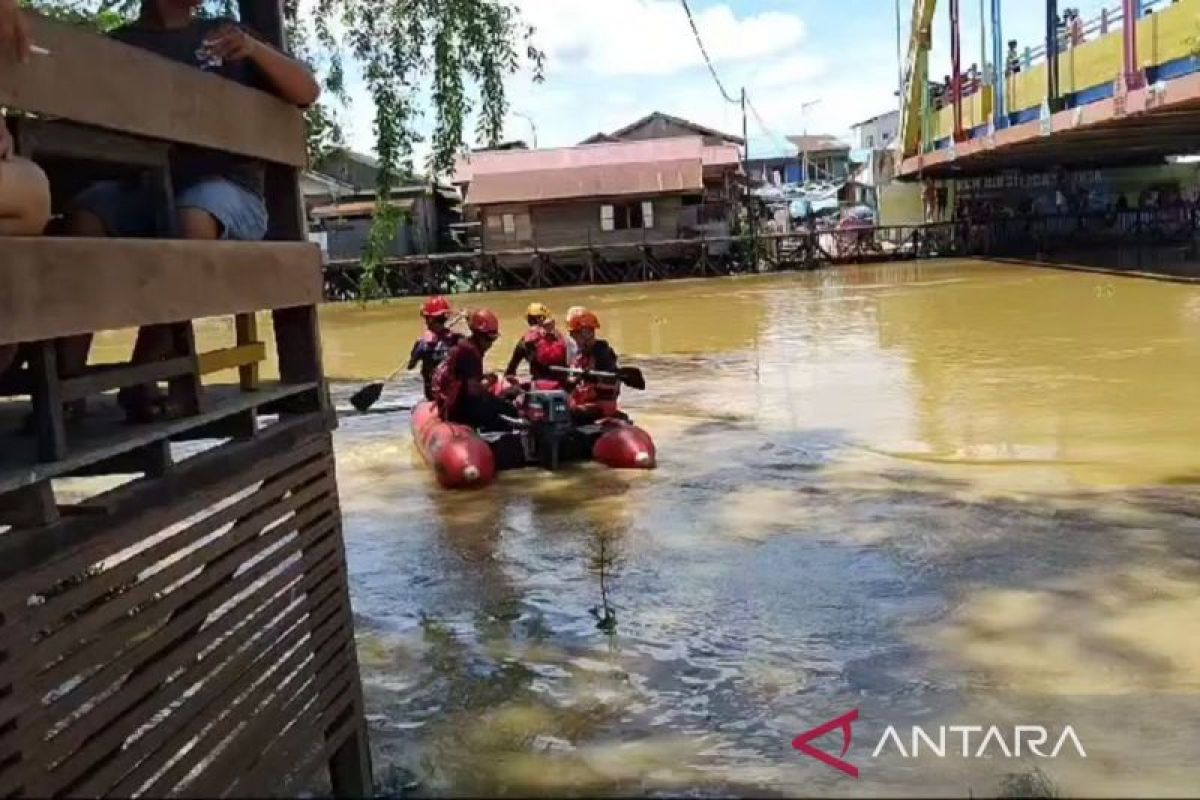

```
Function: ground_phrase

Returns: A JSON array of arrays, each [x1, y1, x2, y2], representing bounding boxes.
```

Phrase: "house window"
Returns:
[[882, 132, 891, 142], [600, 201, 653, 231], [502, 213, 516, 234], [867, 134, 875, 147]]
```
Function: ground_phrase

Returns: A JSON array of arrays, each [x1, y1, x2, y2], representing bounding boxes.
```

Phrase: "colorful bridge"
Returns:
[[898, 0, 1200, 177]]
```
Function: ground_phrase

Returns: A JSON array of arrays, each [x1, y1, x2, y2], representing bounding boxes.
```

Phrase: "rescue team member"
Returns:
[[566, 310, 624, 423], [0, 2, 52, 382], [434, 309, 518, 431], [564, 305, 587, 363], [407, 296, 461, 400], [504, 302, 567, 384]]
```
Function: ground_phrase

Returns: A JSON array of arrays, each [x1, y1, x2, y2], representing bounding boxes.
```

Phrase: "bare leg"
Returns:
[[57, 210, 108, 383], [122, 208, 222, 418], [0, 156, 51, 236], [0, 159, 50, 393]]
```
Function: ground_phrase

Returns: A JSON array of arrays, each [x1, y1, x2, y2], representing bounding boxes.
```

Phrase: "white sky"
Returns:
[[319, 0, 1138, 165]]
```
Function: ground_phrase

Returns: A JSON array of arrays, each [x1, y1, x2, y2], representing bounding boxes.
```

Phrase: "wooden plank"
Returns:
[[29, 340, 66, 463], [60, 357, 195, 404], [0, 239, 322, 345], [0, 482, 58, 528], [0, 516, 340, 779], [0, 472, 335, 700], [63, 440, 172, 480], [199, 342, 266, 377], [35, 539, 343, 797], [13, 117, 171, 169], [0, 382, 319, 498], [166, 322, 203, 417], [6, 452, 329, 674], [138, 592, 349, 797], [0, 12, 306, 167], [102, 574, 343, 798], [232, 316, 263, 390], [181, 639, 354, 798], [0, 416, 329, 594], [60, 553, 343, 798], [225, 672, 356, 799], [172, 408, 257, 442], [176, 608, 354, 798]]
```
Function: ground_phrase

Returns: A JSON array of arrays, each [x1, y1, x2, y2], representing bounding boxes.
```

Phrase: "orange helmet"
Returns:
[[468, 309, 500, 337], [568, 310, 600, 332], [421, 296, 452, 319]]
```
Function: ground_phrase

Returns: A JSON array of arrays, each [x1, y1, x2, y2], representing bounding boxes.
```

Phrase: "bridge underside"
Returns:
[[899, 73, 1200, 179]]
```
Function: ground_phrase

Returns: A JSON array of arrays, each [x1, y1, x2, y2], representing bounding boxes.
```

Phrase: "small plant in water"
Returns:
[[996, 766, 1061, 799]]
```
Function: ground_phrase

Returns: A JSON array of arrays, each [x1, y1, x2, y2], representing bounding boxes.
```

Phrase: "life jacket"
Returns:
[[569, 340, 620, 419], [515, 327, 567, 382], [432, 338, 483, 421], [531, 334, 568, 381], [412, 329, 461, 399]]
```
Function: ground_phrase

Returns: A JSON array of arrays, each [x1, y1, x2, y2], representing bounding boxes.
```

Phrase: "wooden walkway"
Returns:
[[323, 223, 964, 299]]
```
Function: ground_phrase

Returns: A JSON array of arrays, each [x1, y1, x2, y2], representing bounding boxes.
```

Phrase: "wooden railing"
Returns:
[[0, 6, 371, 797]]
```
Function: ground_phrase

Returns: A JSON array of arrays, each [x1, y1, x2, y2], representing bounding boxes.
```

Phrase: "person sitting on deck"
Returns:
[[0, 0, 53, 380], [565, 310, 624, 425], [408, 296, 462, 401], [433, 309, 518, 432], [0, 116, 52, 381], [57, 0, 321, 423], [504, 302, 567, 387]]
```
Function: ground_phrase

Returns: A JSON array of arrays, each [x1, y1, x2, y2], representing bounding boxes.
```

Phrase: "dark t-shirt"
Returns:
[[111, 17, 266, 196]]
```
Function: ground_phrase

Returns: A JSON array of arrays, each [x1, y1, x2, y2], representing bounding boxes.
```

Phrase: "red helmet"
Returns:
[[468, 309, 500, 337], [568, 310, 600, 332], [421, 296, 453, 319]]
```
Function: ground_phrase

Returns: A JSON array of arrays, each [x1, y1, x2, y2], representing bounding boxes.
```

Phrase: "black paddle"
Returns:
[[351, 312, 467, 413], [349, 364, 407, 413], [551, 365, 647, 390]]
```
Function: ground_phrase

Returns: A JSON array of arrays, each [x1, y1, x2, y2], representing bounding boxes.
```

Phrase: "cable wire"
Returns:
[[679, 0, 739, 104]]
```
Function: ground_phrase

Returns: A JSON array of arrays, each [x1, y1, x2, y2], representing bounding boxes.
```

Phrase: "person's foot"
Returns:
[[18, 398, 87, 436]]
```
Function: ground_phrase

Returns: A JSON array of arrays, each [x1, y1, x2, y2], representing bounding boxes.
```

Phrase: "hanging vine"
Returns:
[[20, 0, 544, 297]]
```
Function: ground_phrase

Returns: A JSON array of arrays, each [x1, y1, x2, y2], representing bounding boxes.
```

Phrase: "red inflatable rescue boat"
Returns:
[[410, 399, 656, 489], [411, 401, 496, 489]]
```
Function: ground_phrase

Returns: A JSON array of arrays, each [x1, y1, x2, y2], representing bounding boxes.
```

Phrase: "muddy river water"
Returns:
[[108, 260, 1200, 796]]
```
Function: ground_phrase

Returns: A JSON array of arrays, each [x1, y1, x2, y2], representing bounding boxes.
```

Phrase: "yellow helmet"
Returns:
[[526, 302, 551, 319]]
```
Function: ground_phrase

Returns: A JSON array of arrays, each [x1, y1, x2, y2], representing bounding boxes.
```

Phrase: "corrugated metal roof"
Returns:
[[786, 134, 850, 153], [466, 158, 704, 205], [462, 137, 705, 175]]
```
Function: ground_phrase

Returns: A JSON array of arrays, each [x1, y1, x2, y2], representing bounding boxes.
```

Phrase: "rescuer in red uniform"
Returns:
[[565, 310, 624, 423], [407, 296, 462, 401], [504, 301, 568, 387], [433, 309, 517, 431]]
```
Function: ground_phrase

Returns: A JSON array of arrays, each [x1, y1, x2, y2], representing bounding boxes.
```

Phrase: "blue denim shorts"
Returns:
[[70, 178, 268, 241]]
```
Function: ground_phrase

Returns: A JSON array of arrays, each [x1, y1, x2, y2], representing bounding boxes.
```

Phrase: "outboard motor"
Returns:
[[523, 389, 573, 469]]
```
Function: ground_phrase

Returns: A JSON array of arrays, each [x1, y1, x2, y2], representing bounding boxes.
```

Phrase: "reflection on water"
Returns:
[[331, 260, 1197, 796]]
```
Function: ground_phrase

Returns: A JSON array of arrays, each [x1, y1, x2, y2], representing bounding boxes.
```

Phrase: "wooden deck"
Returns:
[[0, 4, 371, 797], [0, 382, 320, 497]]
